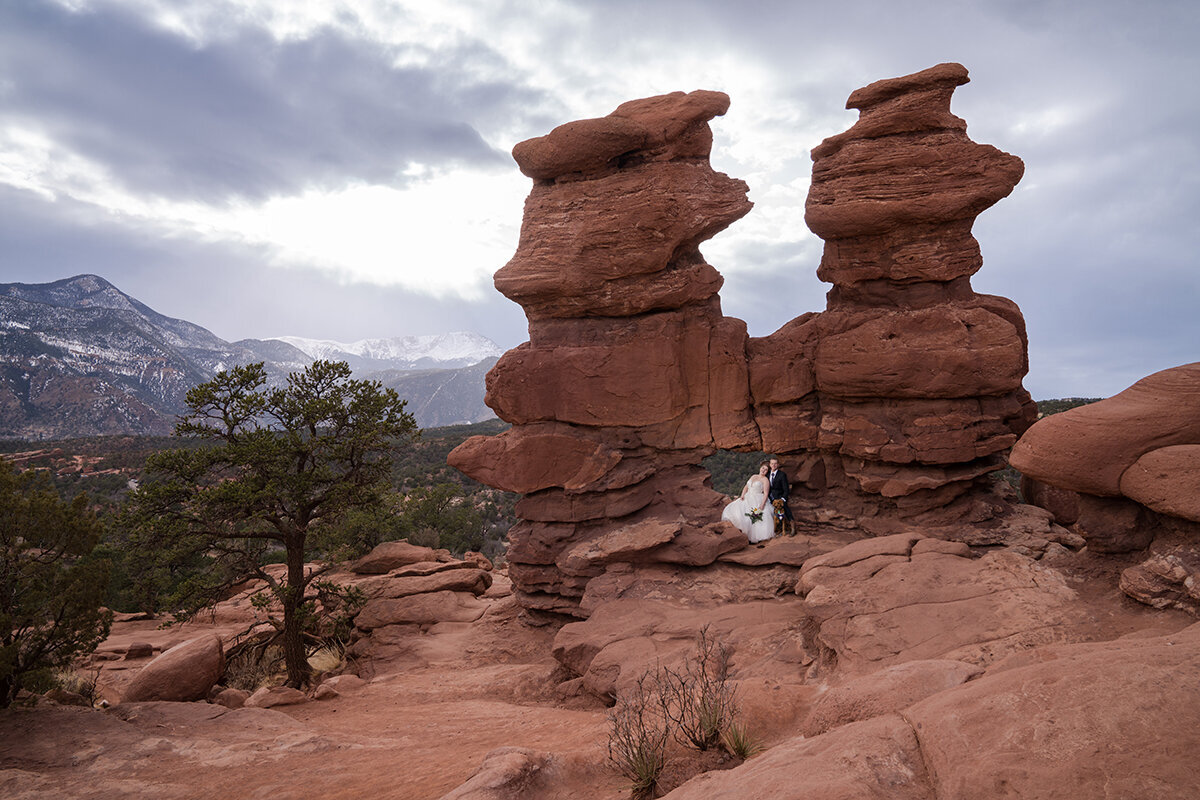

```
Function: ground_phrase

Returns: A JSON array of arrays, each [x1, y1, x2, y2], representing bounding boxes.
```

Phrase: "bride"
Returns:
[[722, 461, 775, 544]]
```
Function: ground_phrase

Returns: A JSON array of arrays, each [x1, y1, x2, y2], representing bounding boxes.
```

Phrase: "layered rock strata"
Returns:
[[767, 61, 1036, 524], [1012, 362, 1200, 614], [450, 65, 1035, 617], [450, 91, 757, 617]]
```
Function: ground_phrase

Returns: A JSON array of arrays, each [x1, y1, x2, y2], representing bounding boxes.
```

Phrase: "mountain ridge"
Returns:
[[0, 275, 499, 438]]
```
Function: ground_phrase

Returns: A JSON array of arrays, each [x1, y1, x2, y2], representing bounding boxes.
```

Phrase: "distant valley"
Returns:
[[0, 274, 501, 438]]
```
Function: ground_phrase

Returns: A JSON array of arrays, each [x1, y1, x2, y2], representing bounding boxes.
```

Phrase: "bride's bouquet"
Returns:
[[746, 508, 764, 524]]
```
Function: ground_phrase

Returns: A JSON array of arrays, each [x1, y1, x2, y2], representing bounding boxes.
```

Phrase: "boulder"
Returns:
[[122, 635, 225, 703], [124, 642, 155, 660], [1120, 444, 1200, 522], [556, 519, 681, 576], [312, 684, 339, 701], [321, 674, 366, 693], [1119, 534, 1200, 614], [211, 687, 249, 709], [350, 540, 439, 574], [1010, 362, 1200, 497], [463, 551, 494, 571], [245, 686, 308, 708]]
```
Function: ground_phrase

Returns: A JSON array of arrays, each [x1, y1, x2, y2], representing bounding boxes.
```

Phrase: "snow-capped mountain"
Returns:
[[273, 331, 503, 372], [0, 275, 499, 438]]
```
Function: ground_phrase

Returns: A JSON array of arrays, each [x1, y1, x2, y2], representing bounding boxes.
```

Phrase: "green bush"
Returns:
[[0, 461, 112, 707]]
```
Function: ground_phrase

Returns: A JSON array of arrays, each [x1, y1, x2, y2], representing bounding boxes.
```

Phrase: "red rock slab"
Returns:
[[486, 319, 749, 452], [754, 401, 821, 454], [485, 315, 710, 428], [800, 546, 1084, 676], [355, 591, 489, 630], [440, 745, 612, 800], [1010, 362, 1200, 497], [506, 563, 590, 599], [504, 519, 585, 566], [504, 256, 727, 320], [576, 561, 800, 617], [648, 522, 748, 567], [717, 537, 834, 567], [610, 90, 732, 150], [447, 428, 622, 494], [358, 568, 493, 600], [839, 456, 1000, 497], [245, 686, 308, 708], [1120, 444, 1200, 522], [663, 712, 934, 800], [514, 478, 659, 523], [813, 305, 1026, 400], [555, 518, 682, 577], [555, 597, 809, 700], [1120, 550, 1200, 613], [708, 315, 760, 450], [798, 532, 922, 574], [388, 560, 479, 578], [511, 115, 647, 180], [905, 624, 1200, 799], [802, 658, 983, 736]]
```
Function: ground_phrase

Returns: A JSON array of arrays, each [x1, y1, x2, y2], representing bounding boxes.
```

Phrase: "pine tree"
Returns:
[[129, 361, 418, 688], [0, 461, 112, 707]]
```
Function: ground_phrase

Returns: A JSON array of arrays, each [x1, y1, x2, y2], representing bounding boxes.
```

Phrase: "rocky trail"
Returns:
[[0, 572, 625, 800]]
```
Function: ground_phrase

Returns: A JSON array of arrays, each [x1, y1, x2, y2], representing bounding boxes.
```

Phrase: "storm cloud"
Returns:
[[1, 0, 1197, 399]]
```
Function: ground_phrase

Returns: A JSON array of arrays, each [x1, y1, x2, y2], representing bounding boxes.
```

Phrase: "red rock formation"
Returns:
[[450, 90, 757, 617], [1012, 362, 1200, 613], [121, 635, 225, 703], [765, 62, 1037, 523], [451, 64, 1037, 618]]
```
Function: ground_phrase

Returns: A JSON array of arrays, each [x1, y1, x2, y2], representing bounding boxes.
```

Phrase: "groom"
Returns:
[[767, 457, 793, 533]]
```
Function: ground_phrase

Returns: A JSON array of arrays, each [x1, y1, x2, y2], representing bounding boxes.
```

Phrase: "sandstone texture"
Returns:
[[451, 64, 1037, 619], [801, 658, 983, 737], [663, 624, 1200, 800], [798, 534, 1086, 676], [1012, 362, 1200, 614]]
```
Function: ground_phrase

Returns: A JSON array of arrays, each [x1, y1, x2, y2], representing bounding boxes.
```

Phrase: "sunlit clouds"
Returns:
[[5, 0, 1200, 397], [0, 125, 526, 296]]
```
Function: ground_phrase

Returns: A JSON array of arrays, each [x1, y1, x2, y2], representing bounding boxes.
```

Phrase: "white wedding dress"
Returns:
[[722, 476, 775, 543]]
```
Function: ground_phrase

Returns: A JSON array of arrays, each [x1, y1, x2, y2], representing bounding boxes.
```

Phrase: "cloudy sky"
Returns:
[[1, 0, 1197, 399]]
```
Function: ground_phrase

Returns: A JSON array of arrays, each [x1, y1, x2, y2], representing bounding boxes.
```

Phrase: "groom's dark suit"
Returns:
[[768, 468, 793, 521]]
